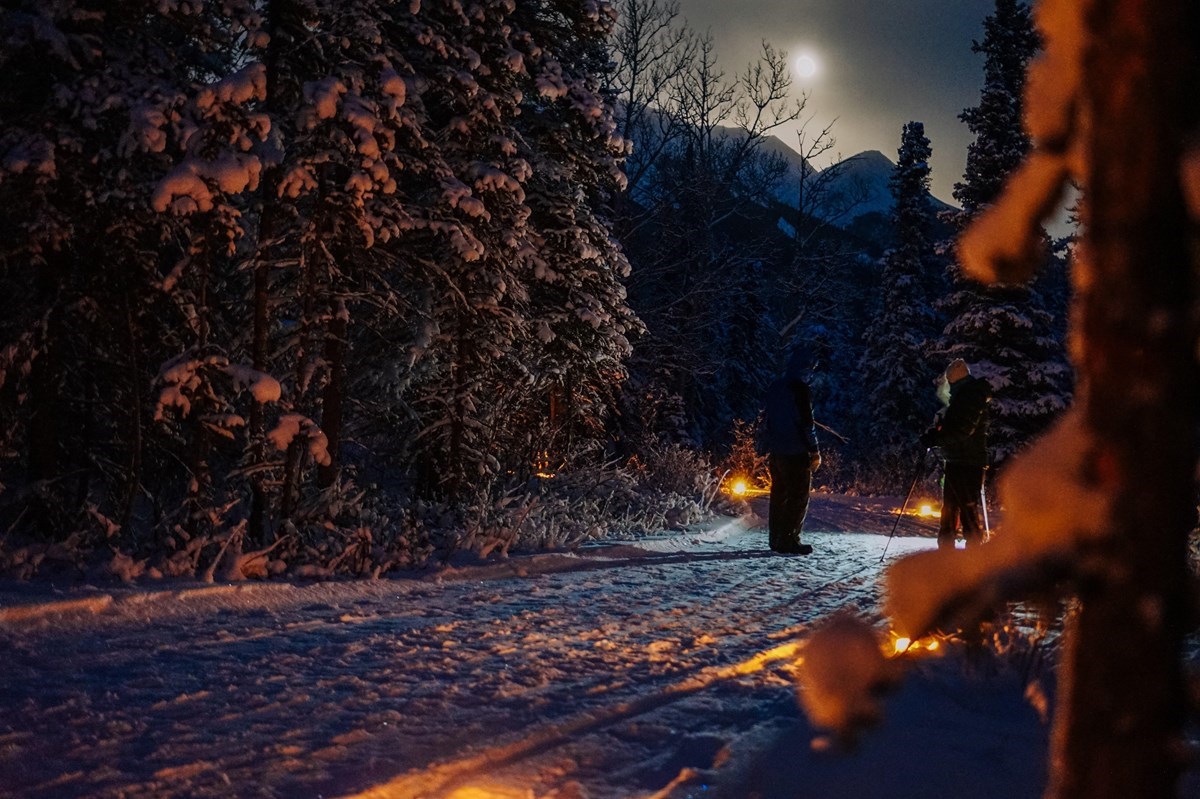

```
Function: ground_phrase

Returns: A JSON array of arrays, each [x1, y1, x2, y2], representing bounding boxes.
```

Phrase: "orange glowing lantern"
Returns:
[[731, 478, 748, 496]]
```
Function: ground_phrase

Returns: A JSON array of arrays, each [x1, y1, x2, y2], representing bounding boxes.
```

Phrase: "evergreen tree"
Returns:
[[859, 122, 943, 484], [954, 0, 1039, 215], [0, 0, 640, 565], [0, 0, 271, 541], [391, 0, 636, 498], [244, 0, 426, 522], [939, 0, 1071, 464], [507, 0, 641, 469]]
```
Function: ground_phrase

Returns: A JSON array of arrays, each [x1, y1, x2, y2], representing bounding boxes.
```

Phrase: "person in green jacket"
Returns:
[[920, 359, 992, 550]]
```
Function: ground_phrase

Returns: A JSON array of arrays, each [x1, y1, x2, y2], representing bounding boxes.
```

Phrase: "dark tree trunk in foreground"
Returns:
[[1050, 2, 1200, 797]]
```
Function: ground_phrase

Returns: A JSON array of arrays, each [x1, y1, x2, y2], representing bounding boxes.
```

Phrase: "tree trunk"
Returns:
[[247, 0, 297, 543], [247, 259, 271, 542], [448, 310, 472, 501], [120, 296, 144, 534], [1048, 3, 1200, 797], [279, 439, 303, 520], [317, 304, 347, 489], [27, 309, 62, 539]]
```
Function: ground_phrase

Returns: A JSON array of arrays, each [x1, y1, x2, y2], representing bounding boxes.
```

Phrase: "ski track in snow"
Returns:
[[0, 495, 1086, 799]]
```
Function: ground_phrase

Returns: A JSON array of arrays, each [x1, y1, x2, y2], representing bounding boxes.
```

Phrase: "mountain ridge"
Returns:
[[759, 135, 956, 224]]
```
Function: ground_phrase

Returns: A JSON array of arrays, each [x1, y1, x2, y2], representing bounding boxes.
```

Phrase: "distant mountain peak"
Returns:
[[750, 142, 957, 237], [844, 149, 892, 166]]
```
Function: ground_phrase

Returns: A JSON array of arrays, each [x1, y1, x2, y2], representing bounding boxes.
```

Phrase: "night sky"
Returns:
[[677, 0, 997, 205]]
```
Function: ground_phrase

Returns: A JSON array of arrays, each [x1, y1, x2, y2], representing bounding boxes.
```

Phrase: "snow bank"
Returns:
[[797, 613, 897, 745]]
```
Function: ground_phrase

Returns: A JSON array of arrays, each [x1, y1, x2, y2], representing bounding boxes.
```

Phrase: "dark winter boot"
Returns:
[[778, 541, 813, 555]]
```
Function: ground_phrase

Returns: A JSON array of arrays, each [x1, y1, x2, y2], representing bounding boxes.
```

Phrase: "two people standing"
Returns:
[[758, 352, 991, 554]]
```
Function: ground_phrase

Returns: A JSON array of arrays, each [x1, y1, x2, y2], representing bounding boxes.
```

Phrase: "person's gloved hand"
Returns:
[[809, 452, 822, 472]]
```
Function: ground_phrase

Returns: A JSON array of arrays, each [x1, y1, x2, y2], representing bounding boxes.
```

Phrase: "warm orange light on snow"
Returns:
[[533, 450, 555, 479], [724, 476, 768, 497], [887, 631, 945, 657], [917, 503, 941, 518], [344, 639, 807, 799], [446, 784, 528, 799]]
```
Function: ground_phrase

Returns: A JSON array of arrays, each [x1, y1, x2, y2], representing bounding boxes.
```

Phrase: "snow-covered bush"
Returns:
[[417, 443, 722, 557], [632, 441, 717, 498]]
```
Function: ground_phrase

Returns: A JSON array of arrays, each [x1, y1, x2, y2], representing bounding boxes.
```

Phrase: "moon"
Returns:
[[795, 54, 819, 79]]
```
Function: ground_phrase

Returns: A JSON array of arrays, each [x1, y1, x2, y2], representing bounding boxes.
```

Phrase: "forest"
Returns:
[[3, 1, 1200, 798], [0, 0, 1077, 578]]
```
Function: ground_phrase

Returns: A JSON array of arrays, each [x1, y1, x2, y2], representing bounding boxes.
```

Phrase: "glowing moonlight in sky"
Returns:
[[795, 52, 820, 79]]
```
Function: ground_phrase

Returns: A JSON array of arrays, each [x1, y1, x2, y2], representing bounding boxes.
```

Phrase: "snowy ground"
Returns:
[[0, 493, 1192, 799]]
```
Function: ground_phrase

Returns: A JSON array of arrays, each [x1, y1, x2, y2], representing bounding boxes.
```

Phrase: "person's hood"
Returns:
[[951, 373, 992, 400], [785, 348, 814, 382]]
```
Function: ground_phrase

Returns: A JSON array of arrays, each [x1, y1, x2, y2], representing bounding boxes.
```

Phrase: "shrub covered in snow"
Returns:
[[434, 444, 722, 557]]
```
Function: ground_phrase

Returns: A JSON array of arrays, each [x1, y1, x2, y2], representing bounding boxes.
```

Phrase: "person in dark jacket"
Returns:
[[758, 349, 822, 555], [920, 359, 992, 549]]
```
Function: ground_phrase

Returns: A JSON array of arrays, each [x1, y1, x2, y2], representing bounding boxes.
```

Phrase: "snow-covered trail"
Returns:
[[0, 497, 1052, 799]]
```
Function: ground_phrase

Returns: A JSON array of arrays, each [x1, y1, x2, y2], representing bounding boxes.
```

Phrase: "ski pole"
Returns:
[[814, 420, 850, 444], [980, 470, 991, 541], [880, 451, 928, 563]]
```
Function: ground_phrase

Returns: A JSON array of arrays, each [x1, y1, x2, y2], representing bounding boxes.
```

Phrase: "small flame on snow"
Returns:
[[533, 450, 555, 479], [725, 476, 768, 497], [887, 631, 945, 657]]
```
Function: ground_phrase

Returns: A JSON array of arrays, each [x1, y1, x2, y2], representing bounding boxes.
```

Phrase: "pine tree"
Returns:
[[244, 0, 423, 521], [939, 0, 1071, 464], [0, 0, 270, 541], [374, 0, 640, 499], [955, 0, 1039, 215], [859, 122, 943, 484], [506, 0, 641, 469]]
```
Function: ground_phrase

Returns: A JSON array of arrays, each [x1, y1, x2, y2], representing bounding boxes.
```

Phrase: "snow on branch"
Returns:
[[797, 613, 899, 746], [151, 153, 263, 215], [224, 364, 282, 404], [267, 414, 332, 467], [154, 356, 282, 420]]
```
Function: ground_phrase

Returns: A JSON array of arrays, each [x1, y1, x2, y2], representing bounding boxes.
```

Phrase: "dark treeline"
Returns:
[[0, 0, 1071, 575], [610, 0, 1071, 489], [0, 0, 641, 573]]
